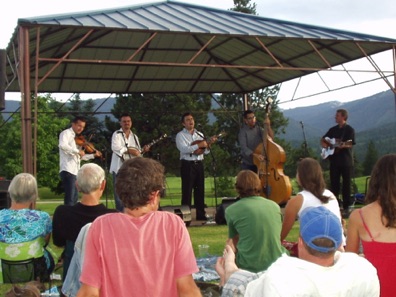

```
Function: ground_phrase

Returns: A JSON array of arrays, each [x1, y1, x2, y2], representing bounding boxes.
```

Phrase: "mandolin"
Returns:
[[191, 131, 226, 155]]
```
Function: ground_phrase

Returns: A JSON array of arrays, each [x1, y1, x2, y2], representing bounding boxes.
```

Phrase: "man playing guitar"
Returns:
[[321, 109, 355, 218], [109, 113, 149, 211]]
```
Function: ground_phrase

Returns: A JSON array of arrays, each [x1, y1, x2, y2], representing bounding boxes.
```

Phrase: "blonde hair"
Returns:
[[8, 173, 38, 203]]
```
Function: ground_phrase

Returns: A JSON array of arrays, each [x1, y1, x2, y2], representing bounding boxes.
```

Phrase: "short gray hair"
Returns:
[[77, 163, 105, 194], [8, 173, 38, 203]]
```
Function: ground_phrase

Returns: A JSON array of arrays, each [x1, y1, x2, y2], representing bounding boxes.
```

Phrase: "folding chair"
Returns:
[[0, 238, 45, 283]]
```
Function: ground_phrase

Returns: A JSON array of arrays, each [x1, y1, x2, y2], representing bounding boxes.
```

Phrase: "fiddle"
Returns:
[[75, 135, 102, 158]]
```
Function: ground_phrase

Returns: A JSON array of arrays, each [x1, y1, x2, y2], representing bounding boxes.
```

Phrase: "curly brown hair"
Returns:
[[115, 158, 165, 210], [365, 154, 396, 228]]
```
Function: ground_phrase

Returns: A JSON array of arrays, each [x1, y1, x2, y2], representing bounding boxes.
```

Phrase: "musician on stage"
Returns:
[[59, 116, 101, 206], [110, 113, 149, 211], [175, 112, 215, 221], [238, 110, 274, 173], [321, 109, 355, 218]]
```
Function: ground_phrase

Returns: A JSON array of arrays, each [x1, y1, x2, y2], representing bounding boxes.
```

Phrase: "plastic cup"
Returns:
[[198, 244, 209, 257]]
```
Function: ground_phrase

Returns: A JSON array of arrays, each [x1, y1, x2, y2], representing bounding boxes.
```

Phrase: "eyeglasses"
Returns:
[[246, 116, 256, 120]]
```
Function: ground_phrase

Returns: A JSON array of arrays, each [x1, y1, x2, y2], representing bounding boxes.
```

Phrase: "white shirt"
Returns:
[[59, 128, 94, 175], [175, 128, 209, 161], [298, 189, 346, 246], [109, 129, 141, 174], [245, 252, 379, 297]]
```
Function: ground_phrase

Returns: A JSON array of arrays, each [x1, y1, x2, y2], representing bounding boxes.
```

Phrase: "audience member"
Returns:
[[0, 173, 55, 281], [346, 154, 396, 297], [76, 158, 201, 297], [281, 158, 345, 248], [52, 163, 117, 280], [217, 207, 379, 297], [225, 170, 286, 273]]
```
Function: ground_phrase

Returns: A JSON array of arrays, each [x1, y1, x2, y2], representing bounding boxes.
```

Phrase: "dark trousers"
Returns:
[[180, 160, 205, 218], [329, 163, 352, 209], [112, 172, 124, 212], [60, 171, 78, 206], [241, 163, 258, 173]]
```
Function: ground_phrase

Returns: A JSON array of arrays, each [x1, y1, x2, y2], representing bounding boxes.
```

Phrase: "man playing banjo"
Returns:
[[110, 113, 149, 211]]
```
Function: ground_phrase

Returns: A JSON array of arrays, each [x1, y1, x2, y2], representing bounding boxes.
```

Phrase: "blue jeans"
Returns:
[[60, 171, 78, 205], [112, 172, 124, 212]]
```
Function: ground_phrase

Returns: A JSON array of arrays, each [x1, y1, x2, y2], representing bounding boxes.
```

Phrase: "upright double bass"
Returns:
[[253, 98, 292, 204]]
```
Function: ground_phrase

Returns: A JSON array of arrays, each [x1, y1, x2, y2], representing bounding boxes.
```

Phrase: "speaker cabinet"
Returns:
[[0, 180, 11, 210], [215, 197, 239, 225], [160, 205, 192, 226]]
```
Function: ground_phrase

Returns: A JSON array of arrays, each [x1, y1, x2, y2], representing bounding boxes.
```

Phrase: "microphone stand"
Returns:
[[196, 126, 219, 222], [300, 121, 309, 157], [102, 147, 109, 208]]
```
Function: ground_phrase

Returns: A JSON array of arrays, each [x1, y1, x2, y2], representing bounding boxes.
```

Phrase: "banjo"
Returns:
[[122, 134, 167, 161]]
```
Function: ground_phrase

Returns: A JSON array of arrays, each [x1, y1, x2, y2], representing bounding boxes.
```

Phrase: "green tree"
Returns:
[[230, 0, 257, 14], [362, 140, 378, 176], [0, 94, 67, 189]]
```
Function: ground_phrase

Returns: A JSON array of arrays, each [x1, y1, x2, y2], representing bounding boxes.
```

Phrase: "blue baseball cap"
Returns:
[[300, 206, 343, 253]]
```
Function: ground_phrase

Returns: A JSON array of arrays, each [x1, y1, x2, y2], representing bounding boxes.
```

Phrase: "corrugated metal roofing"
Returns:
[[5, 0, 396, 94]]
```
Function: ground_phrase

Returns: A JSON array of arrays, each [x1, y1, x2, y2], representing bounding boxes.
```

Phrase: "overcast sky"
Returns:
[[2, 0, 395, 108]]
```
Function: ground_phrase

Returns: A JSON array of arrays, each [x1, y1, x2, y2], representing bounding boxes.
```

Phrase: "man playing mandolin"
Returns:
[[176, 112, 217, 221], [321, 109, 355, 218], [110, 113, 150, 212]]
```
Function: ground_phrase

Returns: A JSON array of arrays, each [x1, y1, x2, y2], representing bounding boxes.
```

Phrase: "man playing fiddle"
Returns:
[[109, 113, 149, 211], [59, 116, 102, 206]]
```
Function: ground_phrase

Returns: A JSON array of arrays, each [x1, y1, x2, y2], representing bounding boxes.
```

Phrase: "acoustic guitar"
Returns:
[[190, 131, 226, 155], [321, 137, 352, 159]]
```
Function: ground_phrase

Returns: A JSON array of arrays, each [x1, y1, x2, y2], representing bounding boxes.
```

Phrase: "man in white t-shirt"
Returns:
[[216, 206, 379, 297]]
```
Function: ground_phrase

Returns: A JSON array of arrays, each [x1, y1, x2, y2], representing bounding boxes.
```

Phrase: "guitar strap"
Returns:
[[132, 133, 140, 150], [119, 130, 132, 161]]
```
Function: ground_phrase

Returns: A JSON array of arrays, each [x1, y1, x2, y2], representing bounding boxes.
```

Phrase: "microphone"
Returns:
[[197, 123, 202, 128], [300, 121, 304, 127]]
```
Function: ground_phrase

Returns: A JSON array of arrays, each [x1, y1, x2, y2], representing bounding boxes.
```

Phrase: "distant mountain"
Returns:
[[282, 89, 396, 138], [281, 89, 396, 159]]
